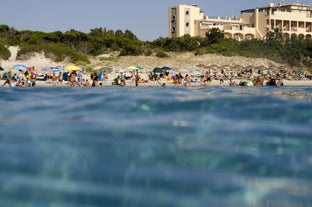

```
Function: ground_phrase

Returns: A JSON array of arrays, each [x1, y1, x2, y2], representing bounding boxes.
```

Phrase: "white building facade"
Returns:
[[168, 2, 312, 40]]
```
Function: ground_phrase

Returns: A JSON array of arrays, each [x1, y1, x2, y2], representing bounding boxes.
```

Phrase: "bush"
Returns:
[[156, 50, 169, 58], [194, 47, 207, 56], [17, 43, 90, 63], [0, 44, 11, 60], [119, 45, 141, 56], [144, 49, 153, 56], [1, 25, 312, 68]]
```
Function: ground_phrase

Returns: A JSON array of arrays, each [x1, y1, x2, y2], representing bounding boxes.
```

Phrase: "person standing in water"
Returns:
[[135, 69, 140, 87]]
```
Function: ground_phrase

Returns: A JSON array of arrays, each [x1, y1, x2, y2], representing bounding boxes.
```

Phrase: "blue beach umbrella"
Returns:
[[179, 69, 189, 74], [50, 67, 64, 73], [13, 64, 28, 71], [42, 67, 64, 74], [161, 66, 172, 71], [191, 70, 203, 77]]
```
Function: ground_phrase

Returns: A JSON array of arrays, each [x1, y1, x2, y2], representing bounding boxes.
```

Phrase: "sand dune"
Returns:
[[1, 46, 281, 72], [1, 46, 311, 87]]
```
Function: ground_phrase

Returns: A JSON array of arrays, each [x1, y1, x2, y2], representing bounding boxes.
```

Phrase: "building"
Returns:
[[168, 2, 312, 41]]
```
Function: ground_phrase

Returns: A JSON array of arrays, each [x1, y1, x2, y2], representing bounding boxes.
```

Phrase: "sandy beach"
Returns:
[[1, 46, 311, 87]]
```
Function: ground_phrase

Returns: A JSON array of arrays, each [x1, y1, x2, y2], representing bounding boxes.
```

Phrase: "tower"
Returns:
[[168, 4, 203, 38]]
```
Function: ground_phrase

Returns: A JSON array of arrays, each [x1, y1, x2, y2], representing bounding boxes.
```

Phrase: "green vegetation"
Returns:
[[17, 43, 89, 63], [0, 24, 311, 68], [151, 28, 312, 68], [155, 50, 170, 58], [0, 44, 10, 60]]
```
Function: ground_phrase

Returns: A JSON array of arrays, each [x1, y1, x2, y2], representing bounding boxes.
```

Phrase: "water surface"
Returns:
[[0, 86, 311, 207]]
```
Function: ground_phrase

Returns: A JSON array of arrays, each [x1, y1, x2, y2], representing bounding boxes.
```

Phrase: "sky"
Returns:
[[1, 0, 311, 41]]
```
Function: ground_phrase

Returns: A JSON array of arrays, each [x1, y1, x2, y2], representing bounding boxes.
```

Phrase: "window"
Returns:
[[186, 11, 189, 15], [186, 22, 189, 27]]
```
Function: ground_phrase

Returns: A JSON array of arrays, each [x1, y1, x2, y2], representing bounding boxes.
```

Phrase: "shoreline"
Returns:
[[1, 79, 311, 88]]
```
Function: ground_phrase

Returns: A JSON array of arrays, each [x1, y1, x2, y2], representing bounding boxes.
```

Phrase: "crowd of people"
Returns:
[[147, 70, 284, 87], [2, 67, 284, 88], [2, 70, 36, 87]]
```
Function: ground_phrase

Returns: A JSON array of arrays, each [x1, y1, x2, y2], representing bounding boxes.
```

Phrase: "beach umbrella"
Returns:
[[220, 65, 231, 69], [269, 66, 278, 72], [53, 67, 64, 73], [135, 66, 144, 71], [153, 67, 163, 73], [255, 65, 267, 73], [13, 64, 28, 71], [232, 64, 243, 70], [244, 65, 254, 70], [93, 66, 102, 70], [179, 69, 189, 74], [196, 64, 209, 69], [41, 68, 50, 72], [128, 65, 142, 71], [191, 70, 203, 77], [122, 68, 134, 73], [127, 66, 144, 71], [65, 65, 81, 71], [208, 64, 220, 71], [161, 66, 172, 71], [128, 66, 138, 70], [42, 67, 64, 73], [94, 66, 113, 73]]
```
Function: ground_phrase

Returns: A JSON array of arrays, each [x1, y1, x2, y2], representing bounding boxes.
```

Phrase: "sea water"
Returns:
[[0, 86, 311, 207]]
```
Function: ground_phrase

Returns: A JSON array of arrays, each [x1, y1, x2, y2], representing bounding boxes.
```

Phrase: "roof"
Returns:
[[241, 2, 311, 14]]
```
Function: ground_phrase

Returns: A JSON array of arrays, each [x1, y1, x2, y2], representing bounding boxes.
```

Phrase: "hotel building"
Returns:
[[168, 2, 312, 40]]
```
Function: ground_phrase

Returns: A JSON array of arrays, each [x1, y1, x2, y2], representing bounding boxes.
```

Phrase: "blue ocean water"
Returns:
[[0, 86, 311, 207]]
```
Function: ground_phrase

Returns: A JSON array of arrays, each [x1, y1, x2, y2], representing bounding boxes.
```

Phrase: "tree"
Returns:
[[43, 31, 64, 43], [124, 30, 138, 40], [206, 28, 224, 44], [64, 29, 89, 43], [0, 25, 18, 43], [89, 27, 105, 37], [119, 44, 140, 56], [115, 30, 124, 37]]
